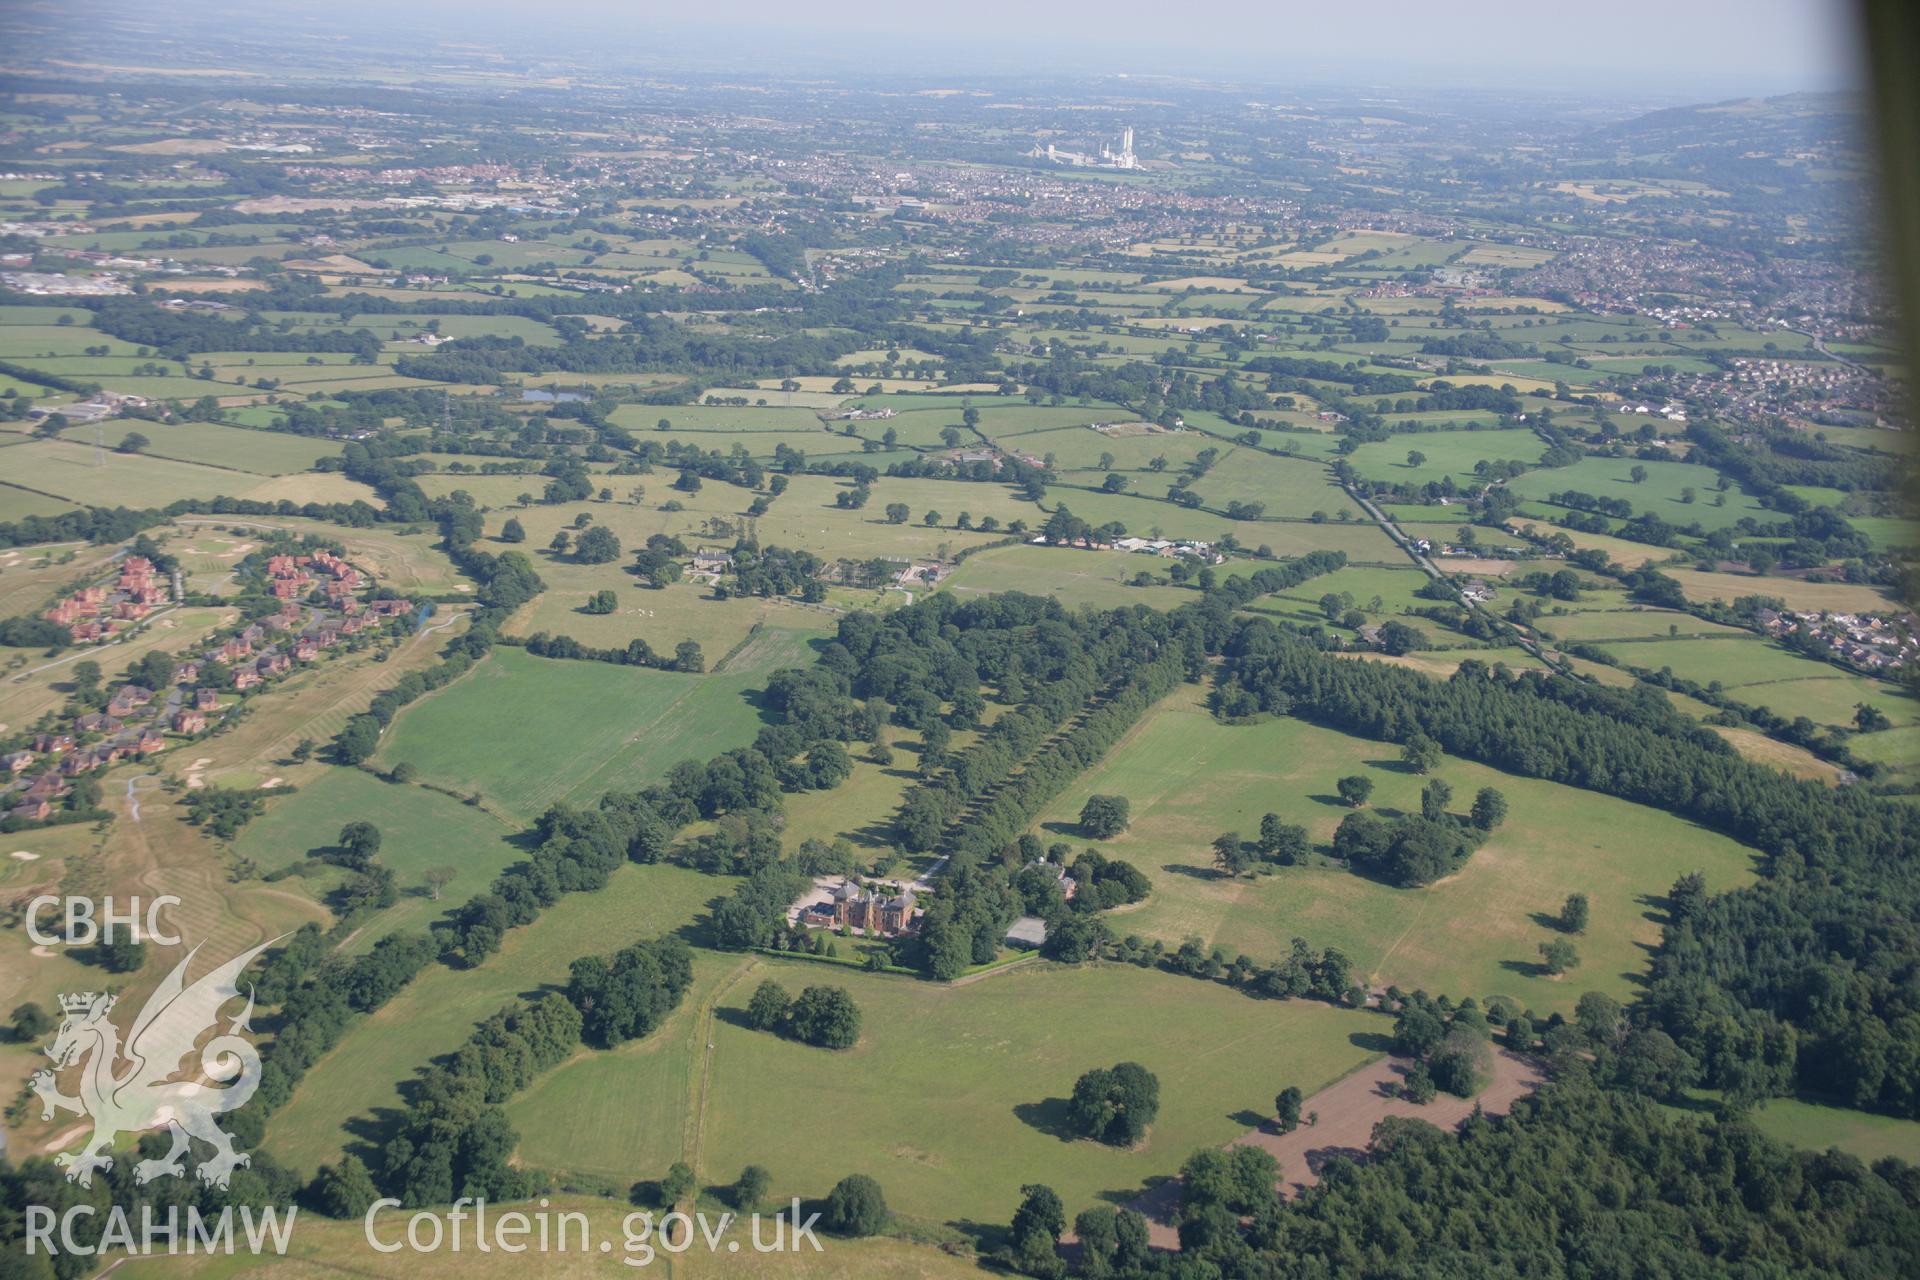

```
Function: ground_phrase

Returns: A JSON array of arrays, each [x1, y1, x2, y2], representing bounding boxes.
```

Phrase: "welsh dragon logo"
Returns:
[[31, 936, 281, 1190]]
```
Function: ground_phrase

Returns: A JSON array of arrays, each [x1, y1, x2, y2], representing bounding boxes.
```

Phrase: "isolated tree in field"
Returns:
[[1377, 620, 1427, 655], [825, 1174, 888, 1236], [1406, 450, 1426, 468], [1420, 778, 1453, 821], [1274, 1086, 1303, 1133], [11, 1001, 52, 1041], [1401, 733, 1442, 774], [71, 659, 101, 696], [548, 530, 570, 554], [1080, 794, 1130, 839], [1336, 774, 1374, 807], [787, 984, 861, 1048], [1068, 1061, 1159, 1145], [422, 866, 457, 901], [1470, 786, 1507, 831], [659, 1161, 696, 1207], [884, 502, 910, 524], [1257, 813, 1310, 865], [746, 979, 791, 1031], [1630, 465, 1648, 483], [100, 936, 145, 973], [585, 589, 618, 615], [500, 517, 525, 543], [1213, 831, 1251, 877], [574, 525, 621, 563], [1855, 703, 1892, 732], [733, 1164, 771, 1211], [337, 821, 382, 868], [1539, 938, 1580, 975], [923, 509, 942, 526], [1559, 892, 1591, 934], [116, 432, 150, 454]]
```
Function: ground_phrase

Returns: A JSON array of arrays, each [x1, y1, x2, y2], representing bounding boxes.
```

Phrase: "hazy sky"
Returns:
[[506, 0, 1863, 95]]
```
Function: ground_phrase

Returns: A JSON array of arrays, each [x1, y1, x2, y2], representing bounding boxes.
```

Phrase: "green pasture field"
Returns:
[[263, 862, 732, 1176], [0, 324, 146, 358], [0, 481, 80, 521], [234, 768, 526, 950], [52, 419, 338, 474], [459, 471, 1032, 575], [1036, 685, 1760, 1016], [1590, 635, 1920, 731], [655, 427, 841, 458], [1846, 725, 1920, 775], [1742, 1096, 1920, 1165], [692, 958, 1378, 1230], [1531, 598, 1752, 643], [937, 544, 1254, 612], [1660, 567, 1902, 614], [1252, 564, 1434, 627], [611, 403, 826, 433], [702, 386, 851, 410], [1506, 456, 1768, 532], [1173, 448, 1347, 514], [1504, 518, 1681, 570], [505, 948, 747, 1186], [991, 424, 1219, 472], [371, 645, 775, 822], [1043, 489, 1403, 561], [0, 438, 261, 506], [0, 305, 92, 326], [1341, 428, 1549, 486], [507, 565, 835, 666]]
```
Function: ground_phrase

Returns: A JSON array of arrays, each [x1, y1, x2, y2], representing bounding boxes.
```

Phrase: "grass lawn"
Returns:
[[938, 544, 1232, 612], [1725, 1095, 1920, 1165], [234, 768, 526, 949], [1660, 567, 1902, 615], [264, 862, 731, 1176], [1, 438, 262, 506], [1035, 684, 1760, 1016], [1504, 519, 1681, 570], [1592, 635, 1920, 731], [1343, 428, 1547, 486], [1506, 455, 1767, 532], [57, 420, 343, 474], [372, 645, 776, 821], [601, 956, 1383, 1232]]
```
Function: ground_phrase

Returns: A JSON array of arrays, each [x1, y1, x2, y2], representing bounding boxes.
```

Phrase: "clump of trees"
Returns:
[[824, 1173, 888, 1236], [565, 935, 694, 1047], [1078, 794, 1130, 838], [1066, 1061, 1159, 1146], [1389, 991, 1495, 1100], [742, 979, 861, 1049]]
